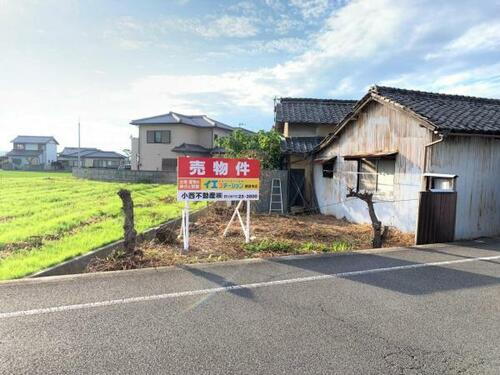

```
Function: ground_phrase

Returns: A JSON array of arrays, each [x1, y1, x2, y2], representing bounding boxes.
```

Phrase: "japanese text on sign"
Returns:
[[177, 157, 260, 201]]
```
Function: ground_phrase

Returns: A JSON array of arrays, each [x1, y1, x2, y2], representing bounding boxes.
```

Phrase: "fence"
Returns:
[[73, 168, 177, 184], [73, 167, 289, 213]]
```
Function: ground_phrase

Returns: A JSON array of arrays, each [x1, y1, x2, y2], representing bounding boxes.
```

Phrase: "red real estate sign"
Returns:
[[177, 157, 261, 201]]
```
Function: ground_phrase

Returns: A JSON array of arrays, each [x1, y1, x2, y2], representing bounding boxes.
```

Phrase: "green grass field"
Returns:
[[0, 171, 192, 280]]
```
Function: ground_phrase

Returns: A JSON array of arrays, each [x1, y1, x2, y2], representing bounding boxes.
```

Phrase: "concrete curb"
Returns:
[[29, 207, 209, 278], [4, 244, 415, 285]]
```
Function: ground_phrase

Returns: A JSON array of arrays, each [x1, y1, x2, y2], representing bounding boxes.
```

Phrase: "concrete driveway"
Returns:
[[1, 238, 500, 374]]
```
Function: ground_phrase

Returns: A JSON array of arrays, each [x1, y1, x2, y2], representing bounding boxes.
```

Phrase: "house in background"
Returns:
[[58, 147, 126, 169], [6, 136, 58, 169], [274, 98, 356, 210], [314, 86, 500, 243], [130, 111, 249, 171]]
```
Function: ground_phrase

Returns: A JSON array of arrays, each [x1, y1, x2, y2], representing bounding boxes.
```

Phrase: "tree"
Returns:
[[117, 189, 142, 258], [346, 187, 388, 248], [216, 129, 282, 169]]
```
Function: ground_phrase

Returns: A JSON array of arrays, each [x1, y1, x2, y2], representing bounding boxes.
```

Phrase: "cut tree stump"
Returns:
[[117, 189, 142, 257]]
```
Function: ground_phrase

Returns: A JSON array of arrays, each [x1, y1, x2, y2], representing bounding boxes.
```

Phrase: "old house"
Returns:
[[274, 98, 356, 209], [314, 86, 500, 243], [6, 136, 58, 169], [130, 112, 249, 171], [58, 147, 126, 169]]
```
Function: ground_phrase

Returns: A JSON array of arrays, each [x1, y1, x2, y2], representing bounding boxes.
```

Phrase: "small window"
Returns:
[[425, 174, 457, 192], [14, 143, 24, 150], [162, 158, 177, 172], [38, 144, 45, 151], [322, 158, 335, 178], [358, 158, 395, 195], [147, 130, 171, 144]]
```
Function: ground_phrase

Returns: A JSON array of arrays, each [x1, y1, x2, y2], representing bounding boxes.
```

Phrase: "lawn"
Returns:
[[0, 170, 192, 280]]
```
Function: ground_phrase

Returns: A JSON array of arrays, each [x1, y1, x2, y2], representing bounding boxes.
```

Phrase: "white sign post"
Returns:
[[180, 201, 190, 251]]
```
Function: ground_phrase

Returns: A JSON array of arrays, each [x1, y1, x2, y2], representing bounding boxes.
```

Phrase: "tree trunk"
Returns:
[[346, 188, 386, 248], [117, 189, 141, 257]]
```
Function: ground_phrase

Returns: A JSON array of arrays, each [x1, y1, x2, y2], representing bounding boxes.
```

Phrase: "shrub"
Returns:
[[330, 240, 352, 252], [244, 239, 293, 253]]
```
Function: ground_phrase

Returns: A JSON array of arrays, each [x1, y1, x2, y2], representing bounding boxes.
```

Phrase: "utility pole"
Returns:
[[77, 117, 81, 169]]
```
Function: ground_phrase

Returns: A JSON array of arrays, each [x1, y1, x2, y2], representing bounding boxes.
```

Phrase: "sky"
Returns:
[[1, 0, 500, 152]]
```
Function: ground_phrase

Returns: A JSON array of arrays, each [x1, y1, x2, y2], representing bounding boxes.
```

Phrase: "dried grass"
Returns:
[[87, 205, 415, 273]]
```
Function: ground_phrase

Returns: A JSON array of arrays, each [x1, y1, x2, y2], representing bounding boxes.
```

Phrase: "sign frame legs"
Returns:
[[180, 200, 190, 251], [223, 200, 251, 243]]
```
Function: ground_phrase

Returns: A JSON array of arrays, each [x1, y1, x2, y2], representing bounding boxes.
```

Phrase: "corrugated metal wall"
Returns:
[[430, 136, 500, 240]]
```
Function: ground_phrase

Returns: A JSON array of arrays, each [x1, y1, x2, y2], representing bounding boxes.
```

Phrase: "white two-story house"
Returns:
[[6, 136, 59, 169], [130, 112, 248, 171]]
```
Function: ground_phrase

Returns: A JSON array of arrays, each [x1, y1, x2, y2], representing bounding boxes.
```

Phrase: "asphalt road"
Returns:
[[1, 239, 500, 374]]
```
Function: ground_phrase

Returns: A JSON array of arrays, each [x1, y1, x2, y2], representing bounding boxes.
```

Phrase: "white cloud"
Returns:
[[427, 21, 500, 59], [169, 15, 259, 38], [228, 37, 309, 54], [380, 63, 500, 98], [289, 0, 330, 18], [273, 15, 304, 34]]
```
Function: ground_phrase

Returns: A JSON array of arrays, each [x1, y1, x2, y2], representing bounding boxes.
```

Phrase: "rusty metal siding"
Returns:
[[429, 136, 500, 239], [314, 101, 432, 233]]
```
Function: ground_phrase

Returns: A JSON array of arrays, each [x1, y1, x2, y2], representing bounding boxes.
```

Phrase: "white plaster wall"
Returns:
[[45, 142, 57, 165]]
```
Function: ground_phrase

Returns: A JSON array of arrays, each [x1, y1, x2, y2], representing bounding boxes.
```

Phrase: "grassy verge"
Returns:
[[0, 170, 198, 279]]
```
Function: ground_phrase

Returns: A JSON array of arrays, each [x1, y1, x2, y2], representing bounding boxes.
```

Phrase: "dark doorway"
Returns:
[[416, 191, 457, 244], [289, 169, 305, 207]]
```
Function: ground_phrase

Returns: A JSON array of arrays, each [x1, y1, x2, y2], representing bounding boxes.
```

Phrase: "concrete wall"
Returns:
[[254, 170, 289, 213], [314, 101, 432, 234], [73, 167, 176, 184], [430, 136, 500, 240]]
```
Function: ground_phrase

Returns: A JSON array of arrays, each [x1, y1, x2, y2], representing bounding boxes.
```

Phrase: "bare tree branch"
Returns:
[[346, 187, 387, 248]]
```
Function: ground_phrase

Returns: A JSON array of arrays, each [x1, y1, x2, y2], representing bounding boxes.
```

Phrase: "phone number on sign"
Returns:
[[177, 191, 259, 201]]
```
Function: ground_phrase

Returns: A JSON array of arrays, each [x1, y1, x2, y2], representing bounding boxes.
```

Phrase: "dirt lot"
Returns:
[[88, 205, 414, 273]]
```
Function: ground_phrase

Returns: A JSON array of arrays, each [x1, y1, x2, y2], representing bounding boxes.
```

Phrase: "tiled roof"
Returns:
[[171, 143, 212, 154], [11, 136, 59, 145], [130, 111, 237, 131], [275, 98, 357, 125], [6, 150, 42, 157], [372, 86, 500, 135], [281, 136, 325, 154], [59, 147, 125, 159], [59, 147, 100, 157]]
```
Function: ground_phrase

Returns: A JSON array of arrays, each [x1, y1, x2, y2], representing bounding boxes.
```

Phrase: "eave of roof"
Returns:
[[6, 150, 43, 157]]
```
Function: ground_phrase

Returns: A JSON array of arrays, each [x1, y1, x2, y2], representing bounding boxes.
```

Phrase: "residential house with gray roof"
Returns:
[[58, 147, 126, 168], [314, 85, 500, 243], [6, 136, 59, 169], [130, 111, 250, 171], [274, 97, 357, 209]]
